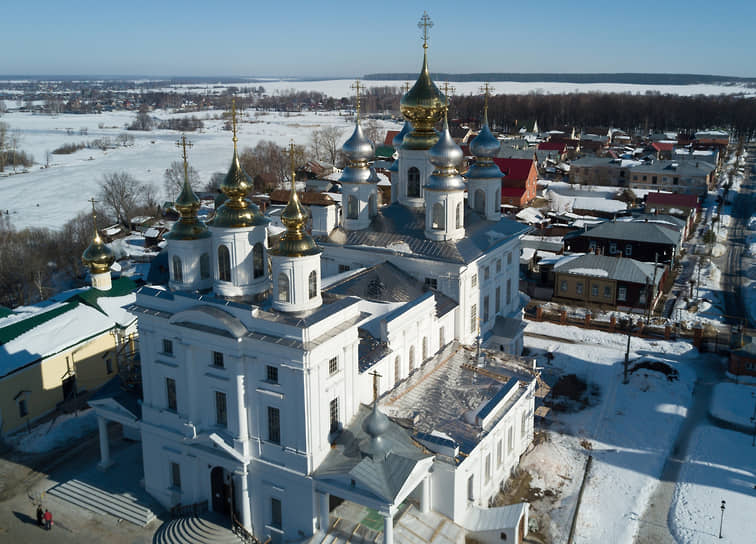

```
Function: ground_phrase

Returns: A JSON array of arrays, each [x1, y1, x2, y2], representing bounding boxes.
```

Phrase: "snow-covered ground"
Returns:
[[670, 424, 755, 543], [710, 382, 756, 429], [0, 109, 401, 231], [8, 409, 98, 453], [521, 320, 701, 543]]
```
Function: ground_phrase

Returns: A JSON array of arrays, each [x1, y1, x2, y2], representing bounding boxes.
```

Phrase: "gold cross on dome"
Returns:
[[289, 140, 297, 187], [418, 11, 433, 49], [402, 81, 411, 94], [441, 82, 455, 107], [176, 134, 193, 182], [230, 98, 239, 149], [368, 370, 382, 403], [88, 197, 99, 237], [480, 82, 493, 110], [351, 80, 363, 118]]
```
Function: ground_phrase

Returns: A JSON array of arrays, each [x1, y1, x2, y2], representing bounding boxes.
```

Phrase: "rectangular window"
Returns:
[[507, 252, 512, 265], [471, 274, 478, 288], [625, 245, 632, 257], [328, 357, 338, 376], [166, 378, 177, 412], [618, 286, 627, 301], [338, 264, 350, 273], [268, 407, 281, 444], [560, 280, 568, 292], [470, 304, 477, 334], [576, 282, 584, 295], [212, 351, 224, 368], [589, 240, 597, 251], [266, 365, 278, 384], [215, 391, 227, 427], [18, 398, 28, 418], [496, 259, 502, 273], [673, 177, 679, 185], [483, 296, 489, 323], [506, 279, 512, 304], [162, 339, 173, 355], [609, 242, 617, 255], [424, 277, 438, 290], [200, 253, 210, 279], [485, 453, 491, 483], [495, 287, 501, 313], [329, 398, 339, 433], [170, 461, 181, 489], [604, 286, 611, 298], [591, 284, 598, 296], [652, 175, 658, 184], [271, 497, 282, 529], [483, 266, 490, 281]]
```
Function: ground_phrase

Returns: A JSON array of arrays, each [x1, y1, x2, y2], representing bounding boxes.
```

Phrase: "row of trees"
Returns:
[[0, 122, 34, 172], [450, 92, 756, 139]]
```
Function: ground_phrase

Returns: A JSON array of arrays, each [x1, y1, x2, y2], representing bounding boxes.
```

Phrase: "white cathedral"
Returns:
[[95, 25, 537, 544]]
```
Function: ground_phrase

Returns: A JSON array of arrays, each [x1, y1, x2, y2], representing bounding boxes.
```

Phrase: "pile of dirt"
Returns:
[[630, 360, 679, 382], [546, 374, 601, 412]]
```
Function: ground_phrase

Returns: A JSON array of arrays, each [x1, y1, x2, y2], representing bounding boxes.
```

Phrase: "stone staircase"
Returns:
[[153, 512, 242, 544], [47, 478, 156, 526]]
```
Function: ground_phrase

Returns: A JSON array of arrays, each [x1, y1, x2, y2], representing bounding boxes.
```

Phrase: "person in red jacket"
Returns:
[[43, 509, 52, 531]]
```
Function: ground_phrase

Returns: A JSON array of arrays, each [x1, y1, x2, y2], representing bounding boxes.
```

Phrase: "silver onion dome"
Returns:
[[392, 121, 412, 148], [367, 165, 380, 184], [470, 112, 500, 159], [342, 122, 374, 165], [426, 117, 465, 191]]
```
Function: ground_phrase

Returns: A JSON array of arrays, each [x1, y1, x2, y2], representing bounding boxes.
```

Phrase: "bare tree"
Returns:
[[128, 106, 154, 131], [205, 171, 226, 193], [239, 141, 306, 193], [98, 172, 144, 227], [310, 126, 344, 166], [164, 160, 200, 200], [361, 120, 382, 146], [0, 121, 7, 172]]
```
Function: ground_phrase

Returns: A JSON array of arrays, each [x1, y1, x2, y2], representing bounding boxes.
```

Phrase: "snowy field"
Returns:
[[522, 321, 703, 543], [670, 424, 755, 543], [0, 109, 401, 230]]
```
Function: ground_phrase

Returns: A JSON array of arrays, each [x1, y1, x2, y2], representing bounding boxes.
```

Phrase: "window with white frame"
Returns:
[[212, 351, 224, 368], [471, 273, 478, 288], [625, 244, 632, 256], [329, 397, 339, 433], [470, 304, 477, 334], [266, 365, 278, 384], [618, 286, 627, 301], [328, 357, 338, 375], [166, 378, 177, 412], [215, 391, 227, 428], [162, 339, 173, 355], [268, 406, 280, 444]]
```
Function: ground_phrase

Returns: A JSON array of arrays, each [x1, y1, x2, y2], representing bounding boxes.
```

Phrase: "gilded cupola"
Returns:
[[81, 198, 115, 275], [209, 101, 267, 229], [165, 135, 211, 240], [400, 12, 446, 150]]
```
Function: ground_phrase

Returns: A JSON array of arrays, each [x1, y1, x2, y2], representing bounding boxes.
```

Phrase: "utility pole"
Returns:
[[718, 500, 726, 539], [647, 252, 659, 324]]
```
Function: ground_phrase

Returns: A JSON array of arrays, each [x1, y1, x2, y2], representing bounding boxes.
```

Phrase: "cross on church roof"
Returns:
[[176, 134, 193, 184], [402, 82, 411, 94], [441, 82, 455, 108], [351, 79, 363, 119], [88, 197, 99, 238], [230, 98, 239, 150], [418, 11, 433, 49], [369, 370, 382, 403], [289, 140, 297, 189], [480, 82, 494, 111]]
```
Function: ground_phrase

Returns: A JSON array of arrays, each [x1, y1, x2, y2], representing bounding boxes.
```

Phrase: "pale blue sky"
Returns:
[[1, 0, 754, 77]]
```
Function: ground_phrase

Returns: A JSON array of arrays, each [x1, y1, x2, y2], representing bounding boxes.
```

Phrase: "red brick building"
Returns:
[[493, 158, 538, 207]]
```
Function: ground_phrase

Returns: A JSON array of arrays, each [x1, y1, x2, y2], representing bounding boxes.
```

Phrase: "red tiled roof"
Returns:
[[492, 158, 535, 181], [646, 192, 698, 209], [501, 187, 526, 197], [537, 142, 566, 152], [384, 131, 399, 146], [652, 142, 675, 152]]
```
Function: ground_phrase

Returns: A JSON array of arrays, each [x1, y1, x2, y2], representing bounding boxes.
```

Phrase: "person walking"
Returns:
[[35, 505, 44, 527], [43, 509, 52, 531]]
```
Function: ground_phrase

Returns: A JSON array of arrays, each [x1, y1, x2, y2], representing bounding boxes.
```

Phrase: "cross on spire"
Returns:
[[289, 140, 297, 190], [369, 370, 382, 403], [351, 79, 363, 119], [176, 134, 193, 184], [402, 81, 411, 94], [480, 82, 493, 111], [441, 82, 455, 106], [418, 11, 433, 49], [230, 98, 239, 150], [88, 197, 100, 239]]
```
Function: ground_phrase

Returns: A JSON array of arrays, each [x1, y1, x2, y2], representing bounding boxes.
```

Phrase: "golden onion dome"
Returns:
[[209, 148, 267, 229], [82, 232, 115, 275], [166, 170, 211, 240], [400, 47, 446, 150], [270, 180, 320, 258]]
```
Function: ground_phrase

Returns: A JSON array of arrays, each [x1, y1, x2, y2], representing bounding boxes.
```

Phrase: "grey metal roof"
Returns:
[[573, 220, 682, 245], [313, 404, 431, 504], [322, 203, 529, 264], [632, 159, 715, 175], [554, 253, 664, 284], [490, 316, 525, 340]]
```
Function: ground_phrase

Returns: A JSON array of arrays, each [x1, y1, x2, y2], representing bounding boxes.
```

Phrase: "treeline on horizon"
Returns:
[[450, 93, 756, 138], [364, 73, 756, 85]]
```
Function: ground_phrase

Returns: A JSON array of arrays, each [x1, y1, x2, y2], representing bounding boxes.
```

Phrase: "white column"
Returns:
[[239, 469, 252, 531], [419, 476, 430, 513], [318, 492, 330, 531], [236, 372, 248, 441], [97, 416, 112, 470], [383, 513, 394, 544]]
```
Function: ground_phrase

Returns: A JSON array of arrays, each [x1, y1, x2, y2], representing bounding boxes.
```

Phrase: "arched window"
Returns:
[[456, 202, 463, 228], [347, 195, 358, 219], [407, 167, 420, 197], [277, 273, 290, 302], [172, 256, 183, 283], [368, 194, 377, 218], [217, 245, 231, 282], [474, 189, 486, 215], [308, 270, 317, 299], [431, 202, 444, 230], [422, 337, 428, 361], [394, 356, 401, 384], [409, 346, 416, 372], [200, 253, 210, 279], [253, 243, 264, 278]]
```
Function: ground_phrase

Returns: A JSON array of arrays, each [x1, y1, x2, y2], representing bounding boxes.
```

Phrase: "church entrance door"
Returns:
[[211, 466, 232, 516]]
